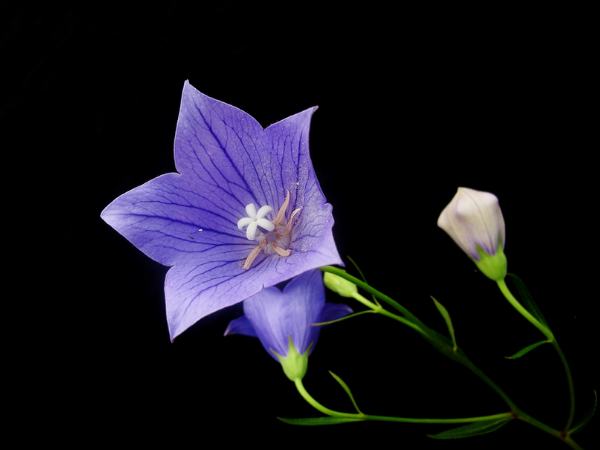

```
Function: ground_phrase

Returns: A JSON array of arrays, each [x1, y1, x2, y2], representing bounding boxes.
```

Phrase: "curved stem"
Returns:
[[317, 265, 584, 448], [294, 378, 513, 424], [460, 358, 520, 412], [516, 410, 584, 450], [497, 279, 553, 340], [319, 266, 427, 329], [352, 292, 427, 337], [295, 377, 584, 448], [552, 339, 576, 433], [497, 279, 576, 433], [294, 378, 357, 419]]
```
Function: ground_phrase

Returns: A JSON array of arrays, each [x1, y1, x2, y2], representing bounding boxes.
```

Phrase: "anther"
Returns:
[[243, 241, 267, 269], [280, 207, 302, 237], [271, 190, 290, 226], [271, 242, 291, 257]]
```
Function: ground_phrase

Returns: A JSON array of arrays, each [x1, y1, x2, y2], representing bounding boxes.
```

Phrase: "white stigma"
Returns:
[[237, 203, 275, 240]]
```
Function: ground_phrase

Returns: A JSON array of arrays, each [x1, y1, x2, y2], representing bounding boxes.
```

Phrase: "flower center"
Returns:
[[237, 203, 275, 240], [238, 190, 302, 269]]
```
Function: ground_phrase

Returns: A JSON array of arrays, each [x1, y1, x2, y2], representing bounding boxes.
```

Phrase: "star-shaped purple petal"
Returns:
[[101, 81, 343, 340], [224, 270, 352, 361]]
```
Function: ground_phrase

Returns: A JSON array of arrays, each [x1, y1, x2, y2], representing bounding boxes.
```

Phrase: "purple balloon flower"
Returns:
[[101, 81, 343, 340], [224, 270, 352, 367]]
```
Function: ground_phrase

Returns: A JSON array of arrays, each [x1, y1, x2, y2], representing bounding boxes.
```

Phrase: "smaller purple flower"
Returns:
[[225, 270, 352, 380]]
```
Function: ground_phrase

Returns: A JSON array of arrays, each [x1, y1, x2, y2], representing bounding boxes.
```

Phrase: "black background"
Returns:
[[4, 1, 596, 448]]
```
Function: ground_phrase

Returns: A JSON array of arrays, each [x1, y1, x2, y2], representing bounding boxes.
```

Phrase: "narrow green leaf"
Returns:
[[505, 340, 551, 359], [278, 416, 362, 426], [507, 273, 549, 328], [347, 255, 380, 306], [427, 417, 512, 439], [329, 371, 362, 414], [431, 296, 457, 351], [311, 310, 375, 326], [570, 390, 597, 435]]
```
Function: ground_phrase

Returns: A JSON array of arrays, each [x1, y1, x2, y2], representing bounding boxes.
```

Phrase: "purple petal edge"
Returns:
[[224, 316, 257, 338], [320, 303, 353, 323]]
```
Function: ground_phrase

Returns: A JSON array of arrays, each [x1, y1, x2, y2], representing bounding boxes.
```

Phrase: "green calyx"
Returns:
[[323, 271, 358, 297], [473, 242, 507, 282], [272, 336, 311, 382]]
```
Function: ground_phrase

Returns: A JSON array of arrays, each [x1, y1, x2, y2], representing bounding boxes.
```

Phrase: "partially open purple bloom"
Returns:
[[101, 81, 343, 340], [438, 187, 507, 281], [438, 187, 505, 261], [224, 270, 352, 371]]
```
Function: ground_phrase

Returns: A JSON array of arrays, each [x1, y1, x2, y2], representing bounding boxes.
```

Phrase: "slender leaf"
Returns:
[[330, 371, 362, 414], [312, 310, 375, 326], [431, 296, 457, 351], [427, 417, 512, 439], [347, 255, 380, 306], [505, 340, 551, 359], [507, 273, 549, 328], [570, 390, 597, 435], [278, 416, 362, 426]]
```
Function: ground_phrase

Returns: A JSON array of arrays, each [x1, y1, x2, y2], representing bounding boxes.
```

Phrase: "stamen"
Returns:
[[280, 207, 302, 236], [271, 242, 291, 257], [243, 240, 267, 269], [271, 190, 290, 226], [239, 191, 299, 268]]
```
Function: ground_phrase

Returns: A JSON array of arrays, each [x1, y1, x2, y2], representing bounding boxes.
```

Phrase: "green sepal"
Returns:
[[431, 296, 457, 352], [505, 340, 551, 359], [570, 390, 597, 435], [427, 417, 512, 439], [329, 371, 362, 414], [272, 337, 310, 381], [278, 417, 363, 426], [506, 273, 549, 329], [311, 310, 375, 326], [473, 237, 507, 281]]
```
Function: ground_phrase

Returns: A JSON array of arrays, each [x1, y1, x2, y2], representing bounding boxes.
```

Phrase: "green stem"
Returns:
[[319, 266, 427, 330], [351, 292, 427, 337], [317, 265, 584, 448], [460, 358, 520, 412], [552, 340, 576, 433], [294, 378, 357, 419], [497, 279, 576, 433], [516, 410, 584, 450], [461, 360, 582, 448], [563, 437, 585, 450], [497, 279, 553, 340], [294, 378, 513, 424], [295, 377, 583, 448]]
